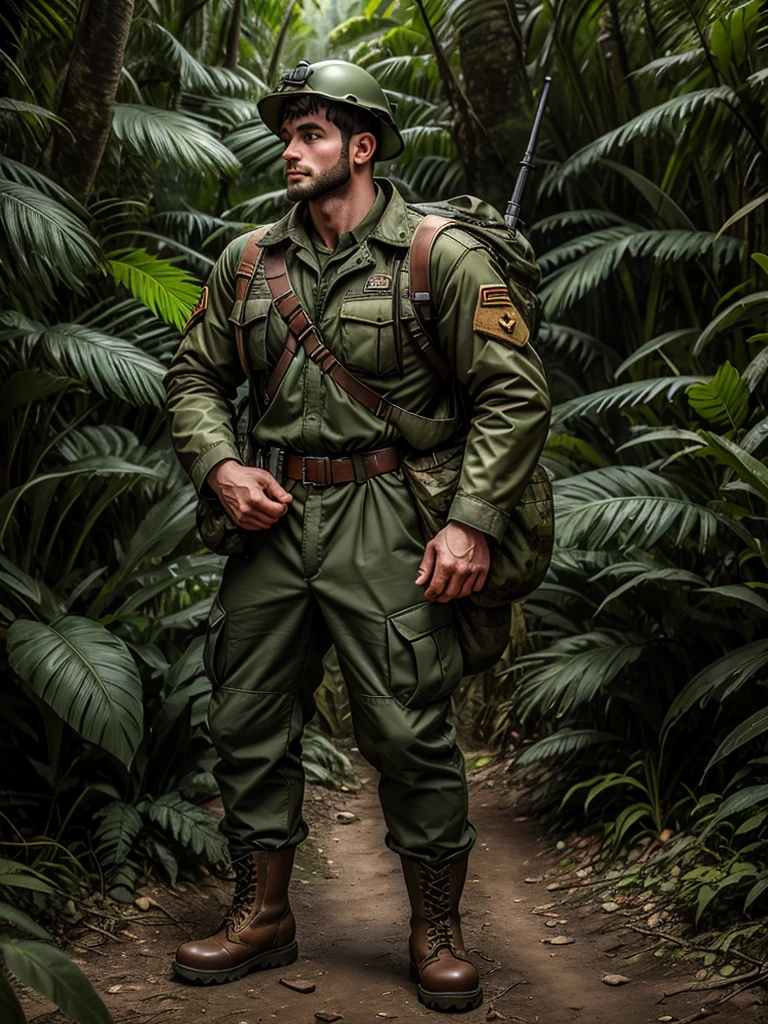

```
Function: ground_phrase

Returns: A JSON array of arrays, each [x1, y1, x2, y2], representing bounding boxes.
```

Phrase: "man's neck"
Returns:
[[307, 176, 377, 250]]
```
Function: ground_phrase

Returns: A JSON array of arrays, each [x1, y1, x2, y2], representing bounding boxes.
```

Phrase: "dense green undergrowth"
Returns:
[[1, 9, 767, 1014]]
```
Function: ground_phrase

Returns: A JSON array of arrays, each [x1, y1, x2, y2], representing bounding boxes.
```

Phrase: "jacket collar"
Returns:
[[258, 177, 413, 251]]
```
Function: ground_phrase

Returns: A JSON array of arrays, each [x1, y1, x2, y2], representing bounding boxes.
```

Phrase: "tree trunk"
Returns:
[[225, 0, 243, 71], [45, 0, 135, 201], [415, 0, 534, 213], [455, 0, 533, 212]]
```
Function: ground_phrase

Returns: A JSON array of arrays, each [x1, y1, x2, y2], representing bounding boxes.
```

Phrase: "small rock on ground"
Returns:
[[279, 977, 316, 993], [315, 1013, 344, 1023], [602, 974, 630, 986]]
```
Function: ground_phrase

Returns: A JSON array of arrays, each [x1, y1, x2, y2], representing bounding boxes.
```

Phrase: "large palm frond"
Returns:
[[111, 104, 240, 177], [106, 248, 201, 332], [1, 312, 166, 407]]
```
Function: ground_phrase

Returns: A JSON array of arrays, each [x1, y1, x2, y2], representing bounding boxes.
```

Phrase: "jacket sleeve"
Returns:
[[163, 236, 249, 495], [430, 230, 551, 543]]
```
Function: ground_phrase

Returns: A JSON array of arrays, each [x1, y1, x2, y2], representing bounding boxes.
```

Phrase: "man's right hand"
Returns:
[[207, 459, 292, 531]]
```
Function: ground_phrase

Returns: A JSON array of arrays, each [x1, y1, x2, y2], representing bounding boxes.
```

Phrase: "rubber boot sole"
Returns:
[[410, 962, 483, 1012], [173, 939, 298, 985]]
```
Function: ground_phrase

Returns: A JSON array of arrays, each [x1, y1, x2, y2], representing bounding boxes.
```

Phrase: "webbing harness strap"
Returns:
[[233, 225, 273, 382], [263, 246, 398, 423], [407, 214, 454, 381]]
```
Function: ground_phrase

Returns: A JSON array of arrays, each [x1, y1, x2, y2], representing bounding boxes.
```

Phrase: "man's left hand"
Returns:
[[416, 522, 490, 603]]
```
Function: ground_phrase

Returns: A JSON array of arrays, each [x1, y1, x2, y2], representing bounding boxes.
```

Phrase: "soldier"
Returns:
[[164, 59, 550, 1012]]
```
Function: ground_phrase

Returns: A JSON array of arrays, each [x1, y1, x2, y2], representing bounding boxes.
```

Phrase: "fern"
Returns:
[[94, 802, 143, 870], [662, 640, 768, 738], [687, 361, 749, 429], [0, 181, 101, 297], [541, 230, 744, 315], [145, 792, 228, 864], [551, 376, 702, 428], [1, 312, 166, 407], [516, 728, 622, 766], [554, 466, 737, 550], [514, 632, 648, 717], [111, 103, 240, 177], [544, 85, 737, 186], [106, 248, 201, 332]]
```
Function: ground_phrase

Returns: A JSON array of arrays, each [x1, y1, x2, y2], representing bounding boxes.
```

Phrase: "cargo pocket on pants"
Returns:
[[203, 597, 229, 689], [386, 601, 462, 708]]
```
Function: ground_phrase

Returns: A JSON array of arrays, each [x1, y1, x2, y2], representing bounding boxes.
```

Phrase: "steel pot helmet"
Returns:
[[257, 59, 404, 160]]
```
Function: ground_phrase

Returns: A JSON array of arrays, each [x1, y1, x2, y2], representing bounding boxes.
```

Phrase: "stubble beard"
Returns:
[[285, 138, 351, 202]]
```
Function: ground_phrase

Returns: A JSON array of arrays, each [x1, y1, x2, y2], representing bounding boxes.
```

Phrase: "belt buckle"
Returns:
[[302, 456, 330, 487]]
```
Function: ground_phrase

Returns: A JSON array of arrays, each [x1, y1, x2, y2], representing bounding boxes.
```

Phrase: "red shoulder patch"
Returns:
[[184, 286, 209, 335]]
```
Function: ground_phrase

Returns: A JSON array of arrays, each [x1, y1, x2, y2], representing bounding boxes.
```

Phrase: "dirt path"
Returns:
[[20, 769, 768, 1024]]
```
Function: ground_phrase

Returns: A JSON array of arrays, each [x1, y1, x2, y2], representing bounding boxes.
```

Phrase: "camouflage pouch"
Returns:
[[402, 444, 554, 674]]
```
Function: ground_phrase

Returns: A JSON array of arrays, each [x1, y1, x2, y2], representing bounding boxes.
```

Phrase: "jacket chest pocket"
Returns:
[[339, 295, 399, 378], [229, 297, 274, 372]]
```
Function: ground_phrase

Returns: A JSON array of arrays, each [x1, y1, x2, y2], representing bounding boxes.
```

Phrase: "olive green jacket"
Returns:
[[163, 180, 551, 543]]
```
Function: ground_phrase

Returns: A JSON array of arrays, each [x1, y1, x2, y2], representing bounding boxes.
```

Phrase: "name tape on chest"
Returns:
[[474, 284, 529, 348], [184, 286, 209, 336], [364, 273, 392, 292]]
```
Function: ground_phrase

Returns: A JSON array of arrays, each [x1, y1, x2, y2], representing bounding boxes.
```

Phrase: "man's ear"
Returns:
[[352, 132, 377, 166]]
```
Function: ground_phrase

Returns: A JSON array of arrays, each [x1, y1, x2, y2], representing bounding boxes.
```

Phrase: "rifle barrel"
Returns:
[[505, 76, 552, 236]]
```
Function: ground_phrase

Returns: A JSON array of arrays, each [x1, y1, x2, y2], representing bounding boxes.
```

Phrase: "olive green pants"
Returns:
[[205, 469, 476, 865]]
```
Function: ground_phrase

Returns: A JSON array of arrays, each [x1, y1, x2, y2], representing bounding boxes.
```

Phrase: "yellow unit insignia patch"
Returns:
[[473, 285, 529, 347], [184, 285, 209, 336]]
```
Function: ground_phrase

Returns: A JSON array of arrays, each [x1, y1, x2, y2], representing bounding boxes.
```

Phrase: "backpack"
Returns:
[[400, 197, 553, 674]]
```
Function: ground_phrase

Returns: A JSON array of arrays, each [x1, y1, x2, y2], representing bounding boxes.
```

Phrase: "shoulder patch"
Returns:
[[184, 286, 209, 336], [474, 285, 529, 348]]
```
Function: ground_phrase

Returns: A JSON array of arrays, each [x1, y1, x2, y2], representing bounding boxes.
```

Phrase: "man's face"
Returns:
[[280, 107, 351, 201]]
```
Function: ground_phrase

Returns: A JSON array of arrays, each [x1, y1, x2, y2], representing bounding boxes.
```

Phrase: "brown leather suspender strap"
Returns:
[[233, 224, 273, 382], [262, 247, 400, 423], [408, 214, 453, 381]]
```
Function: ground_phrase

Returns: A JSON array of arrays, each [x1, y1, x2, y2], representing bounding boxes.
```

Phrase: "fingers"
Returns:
[[416, 542, 437, 586], [261, 473, 293, 505]]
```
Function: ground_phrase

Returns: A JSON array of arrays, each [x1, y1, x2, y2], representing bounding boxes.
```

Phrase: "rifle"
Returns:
[[505, 76, 552, 238]]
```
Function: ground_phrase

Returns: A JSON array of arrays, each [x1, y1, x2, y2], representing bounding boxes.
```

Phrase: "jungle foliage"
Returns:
[[0, 0, 767, 990]]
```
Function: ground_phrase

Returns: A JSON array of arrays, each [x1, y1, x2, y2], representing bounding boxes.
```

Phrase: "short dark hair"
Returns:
[[279, 95, 381, 159]]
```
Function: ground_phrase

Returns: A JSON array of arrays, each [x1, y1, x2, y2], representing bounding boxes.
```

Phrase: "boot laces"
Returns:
[[420, 863, 455, 954], [225, 855, 260, 932]]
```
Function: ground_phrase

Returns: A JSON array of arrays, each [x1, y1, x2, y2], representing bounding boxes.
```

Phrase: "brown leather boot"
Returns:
[[400, 855, 483, 1012], [174, 847, 298, 984]]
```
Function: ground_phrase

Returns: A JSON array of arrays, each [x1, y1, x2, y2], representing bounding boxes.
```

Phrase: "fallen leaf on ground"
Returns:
[[602, 974, 630, 986], [601, 902, 620, 913], [524, 876, 543, 884], [314, 1014, 343, 1023], [545, 936, 574, 945], [135, 896, 157, 911], [546, 883, 561, 891], [279, 977, 316, 993], [336, 812, 357, 823]]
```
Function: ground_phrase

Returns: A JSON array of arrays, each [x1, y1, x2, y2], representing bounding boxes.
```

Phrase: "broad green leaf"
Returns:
[[714, 784, 768, 823], [687, 362, 749, 429], [0, 938, 113, 1024], [0, 971, 25, 1024], [662, 641, 768, 737], [697, 585, 768, 616], [692, 291, 768, 356], [600, 160, 695, 230], [613, 330, 698, 380], [0, 859, 53, 894], [7, 616, 143, 768], [0, 457, 165, 545], [744, 877, 768, 910], [717, 194, 768, 237], [595, 568, 707, 615], [0, 369, 80, 420], [699, 431, 768, 504], [106, 248, 201, 332], [0, 901, 52, 940], [705, 709, 768, 773]]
